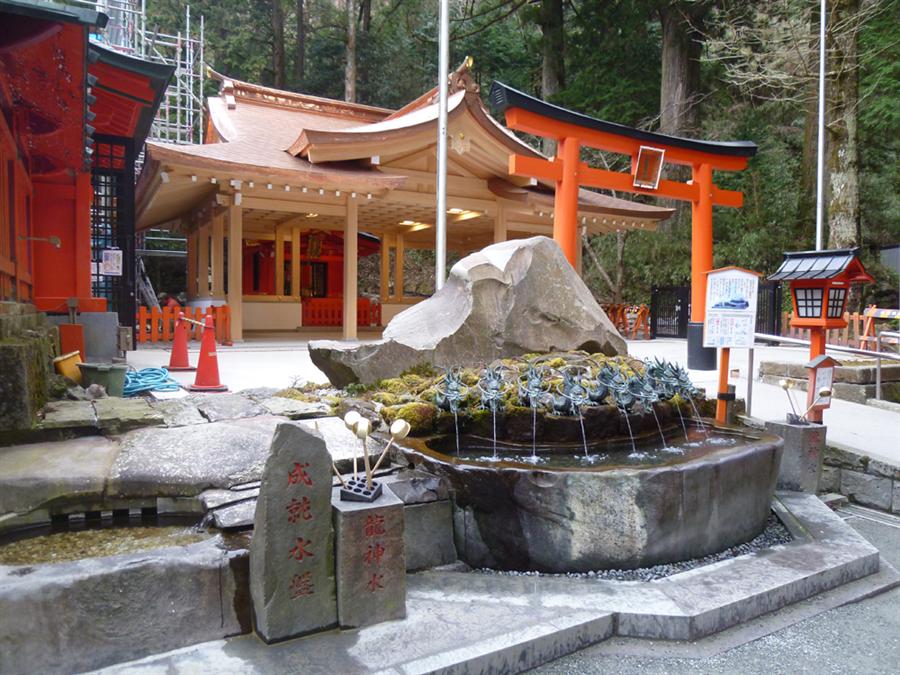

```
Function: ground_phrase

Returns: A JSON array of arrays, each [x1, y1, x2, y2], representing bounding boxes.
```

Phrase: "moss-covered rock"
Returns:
[[274, 388, 320, 403], [383, 402, 438, 435]]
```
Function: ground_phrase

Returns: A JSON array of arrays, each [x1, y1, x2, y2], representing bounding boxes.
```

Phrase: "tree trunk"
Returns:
[[826, 0, 860, 250], [294, 0, 305, 85], [658, 3, 706, 136], [344, 0, 357, 103], [614, 231, 628, 304], [797, 83, 819, 235], [271, 0, 285, 88], [539, 0, 565, 156]]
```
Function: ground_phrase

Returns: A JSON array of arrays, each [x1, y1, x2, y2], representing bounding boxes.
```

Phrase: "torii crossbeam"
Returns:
[[490, 83, 758, 370]]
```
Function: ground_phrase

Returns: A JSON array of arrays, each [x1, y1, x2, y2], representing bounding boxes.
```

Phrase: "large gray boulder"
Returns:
[[310, 236, 626, 387]]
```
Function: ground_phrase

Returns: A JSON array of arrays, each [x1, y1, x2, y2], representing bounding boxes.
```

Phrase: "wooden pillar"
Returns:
[[553, 136, 581, 266], [197, 222, 210, 297], [342, 196, 358, 340], [211, 212, 225, 297], [690, 162, 714, 323], [290, 226, 300, 298], [493, 206, 507, 244], [275, 227, 286, 297], [227, 200, 243, 341], [186, 230, 198, 299], [394, 233, 404, 301], [380, 232, 392, 303]]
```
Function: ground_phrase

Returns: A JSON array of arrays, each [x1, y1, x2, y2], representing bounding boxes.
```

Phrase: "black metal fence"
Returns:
[[650, 286, 690, 338], [650, 282, 782, 340], [90, 135, 136, 327]]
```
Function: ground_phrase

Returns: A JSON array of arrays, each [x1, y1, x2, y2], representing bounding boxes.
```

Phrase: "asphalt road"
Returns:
[[532, 506, 900, 675]]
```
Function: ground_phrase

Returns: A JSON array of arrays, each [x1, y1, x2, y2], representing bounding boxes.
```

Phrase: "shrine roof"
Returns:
[[490, 82, 758, 159], [769, 247, 873, 283], [88, 43, 174, 144]]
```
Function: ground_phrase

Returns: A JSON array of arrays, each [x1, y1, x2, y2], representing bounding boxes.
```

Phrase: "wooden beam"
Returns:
[[493, 206, 507, 243], [241, 196, 346, 217], [508, 154, 562, 183], [290, 226, 300, 298], [380, 232, 392, 302], [394, 233, 405, 301], [578, 165, 699, 203], [343, 197, 359, 340], [505, 107, 751, 172], [211, 212, 225, 296], [227, 201, 243, 341], [197, 222, 210, 297]]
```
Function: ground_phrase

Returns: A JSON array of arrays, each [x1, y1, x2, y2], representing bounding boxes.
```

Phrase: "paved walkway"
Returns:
[[532, 505, 900, 675], [129, 337, 899, 464]]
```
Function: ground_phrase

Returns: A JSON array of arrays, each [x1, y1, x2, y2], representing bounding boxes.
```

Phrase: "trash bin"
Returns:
[[77, 363, 129, 397]]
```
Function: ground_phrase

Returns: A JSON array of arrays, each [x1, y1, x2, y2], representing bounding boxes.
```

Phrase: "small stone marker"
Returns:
[[250, 422, 337, 643], [766, 420, 825, 493], [332, 486, 406, 628]]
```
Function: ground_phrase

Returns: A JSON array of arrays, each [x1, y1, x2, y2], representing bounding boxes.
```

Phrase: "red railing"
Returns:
[[135, 305, 232, 345], [302, 298, 381, 327], [602, 303, 651, 340]]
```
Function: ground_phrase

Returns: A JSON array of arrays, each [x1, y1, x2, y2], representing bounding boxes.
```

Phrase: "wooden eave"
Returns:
[[290, 90, 543, 167]]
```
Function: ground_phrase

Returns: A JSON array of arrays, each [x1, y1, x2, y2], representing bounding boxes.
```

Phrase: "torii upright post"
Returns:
[[490, 83, 758, 370]]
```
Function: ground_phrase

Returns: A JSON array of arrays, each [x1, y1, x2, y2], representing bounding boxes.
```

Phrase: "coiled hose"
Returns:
[[123, 367, 181, 396]]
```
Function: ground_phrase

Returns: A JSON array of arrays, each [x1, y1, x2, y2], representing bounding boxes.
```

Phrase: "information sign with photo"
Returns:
[[703, 267, 760, 348]]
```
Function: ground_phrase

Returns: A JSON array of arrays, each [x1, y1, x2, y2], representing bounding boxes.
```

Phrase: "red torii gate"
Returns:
[[490, 83, 758, 370]]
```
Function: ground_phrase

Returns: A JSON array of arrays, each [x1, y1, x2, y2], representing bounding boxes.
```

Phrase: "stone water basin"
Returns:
[[397, 425, 783, 573], [0, 517, 251, 675]]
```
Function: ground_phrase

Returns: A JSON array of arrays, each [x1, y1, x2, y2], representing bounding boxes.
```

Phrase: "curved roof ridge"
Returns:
[[205, 65, 393, 122], [383, 57, 478, 121]]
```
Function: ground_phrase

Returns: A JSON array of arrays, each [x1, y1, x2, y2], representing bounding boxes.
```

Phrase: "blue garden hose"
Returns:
[[123, 367, 181, 396]]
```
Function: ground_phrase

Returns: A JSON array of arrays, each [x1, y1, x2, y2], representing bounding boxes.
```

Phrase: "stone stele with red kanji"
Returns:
[[332, 485, 406, 628], [250, 422, 337, 643]]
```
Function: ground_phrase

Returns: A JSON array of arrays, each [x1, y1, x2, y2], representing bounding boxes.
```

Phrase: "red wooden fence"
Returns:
[[302, 298, 381, 327], [603, 303, 651, 340], [135, 305, 232, 345]]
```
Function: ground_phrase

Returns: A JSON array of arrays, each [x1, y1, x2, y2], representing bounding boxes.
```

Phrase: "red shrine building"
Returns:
[[0, 0, 171, 351]]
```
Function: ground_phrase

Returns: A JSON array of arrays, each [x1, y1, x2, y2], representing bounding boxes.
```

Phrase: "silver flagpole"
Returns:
[[435, 0, 449, 290], [815, 0, 826, 251]]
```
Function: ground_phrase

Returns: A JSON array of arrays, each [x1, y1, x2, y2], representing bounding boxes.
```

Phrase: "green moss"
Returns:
[[371, 391, 401, 406], [275, 389, 319, 403], [399, 362, 440, 378], [383, 402, 438, 435]]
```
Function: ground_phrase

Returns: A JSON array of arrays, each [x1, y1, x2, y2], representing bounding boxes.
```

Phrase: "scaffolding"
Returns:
[[73, 0, 205, 145]]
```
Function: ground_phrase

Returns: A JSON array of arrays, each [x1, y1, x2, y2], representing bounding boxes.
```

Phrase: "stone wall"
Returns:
[[821, 443, 900, 514], [0, 302, 58, 432], [759, 359, 900, 405]]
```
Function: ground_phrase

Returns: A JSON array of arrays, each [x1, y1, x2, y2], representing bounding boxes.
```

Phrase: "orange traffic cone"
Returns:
[[167, 313, 196, 371], [188, 315, 228, 392]]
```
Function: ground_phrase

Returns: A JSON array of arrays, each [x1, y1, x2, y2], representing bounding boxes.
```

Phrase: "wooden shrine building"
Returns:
[[136, 62, 674, 341]]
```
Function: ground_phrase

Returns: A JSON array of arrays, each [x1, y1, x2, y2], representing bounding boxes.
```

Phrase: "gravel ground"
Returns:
[[475, 515, 792, 582], [530, 507, 900, 675]]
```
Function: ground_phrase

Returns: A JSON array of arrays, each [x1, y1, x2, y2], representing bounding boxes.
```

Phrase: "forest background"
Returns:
[[147, 0, 899, 307]]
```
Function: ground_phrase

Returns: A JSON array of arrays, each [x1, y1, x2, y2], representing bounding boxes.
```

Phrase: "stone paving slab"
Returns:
[[0, 436, 120, 515], [192, 393, 265, 423], [106, 416, 286, 498], [93, 398, 165, 433], [40, 400, 96, 430], [259, 396, 332, 419], [92, 492, 890, 674], [150, 398, 208, 427]]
